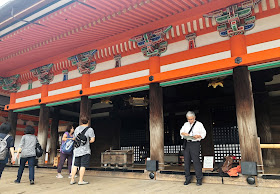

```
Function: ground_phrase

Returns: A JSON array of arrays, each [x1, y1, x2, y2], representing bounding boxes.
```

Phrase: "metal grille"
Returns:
[[164, 145, 183, 154], [214, 144, 241, 162], [164, 145, 202, 161], [121, 146, 141, 163], [213, 126, 239, 144], [120, 129, 146, 147]]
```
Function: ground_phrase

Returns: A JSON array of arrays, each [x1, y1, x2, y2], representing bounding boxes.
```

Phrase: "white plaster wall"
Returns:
[[121, 52, 148, 66], [161, 40, 187, 57], [52, 73, 64, 84], [196, 31, 229, 47], [161, 51, 231, 72], [161, 31, 229, 57], [68, 69, 82, 79], [90, 69, 149, 87], [247, 38, 280, 54], [15, 93, 41, 103], [94, 59, 115, 73], [246, 14, 280, 35], [32, 80, 41, 89], [18, 83, 29, 92], [48, 84, 82, 96], [18, 80, 41, 92]]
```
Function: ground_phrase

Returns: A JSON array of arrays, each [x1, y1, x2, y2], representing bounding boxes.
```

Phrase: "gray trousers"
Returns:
[[183, 141, 203, 180]]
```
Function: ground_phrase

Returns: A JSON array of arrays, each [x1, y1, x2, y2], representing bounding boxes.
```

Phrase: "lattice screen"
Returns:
[[214, 144, 241, 162], [121, 146, 148, 163]]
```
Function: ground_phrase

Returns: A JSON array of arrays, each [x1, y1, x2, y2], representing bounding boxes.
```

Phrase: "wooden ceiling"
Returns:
[[0, 0, 244, 78]]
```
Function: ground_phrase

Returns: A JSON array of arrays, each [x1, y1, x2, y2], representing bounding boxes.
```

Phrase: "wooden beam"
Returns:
[[266, 83, 280, 92], [260, 144, 280, 149]]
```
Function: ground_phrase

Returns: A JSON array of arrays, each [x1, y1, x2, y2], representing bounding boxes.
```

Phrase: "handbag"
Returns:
[[35, 138, 44, 157], [61, 132, 74, 154]]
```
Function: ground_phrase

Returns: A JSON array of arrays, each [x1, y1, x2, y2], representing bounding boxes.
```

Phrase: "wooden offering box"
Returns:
[[101, 150, 134, 169]]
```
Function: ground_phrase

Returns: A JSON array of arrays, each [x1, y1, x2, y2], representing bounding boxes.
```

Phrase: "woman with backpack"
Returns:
[[14, 125, 37, 185], [0, 122, 15, 179], [56, 123, 78, 179]]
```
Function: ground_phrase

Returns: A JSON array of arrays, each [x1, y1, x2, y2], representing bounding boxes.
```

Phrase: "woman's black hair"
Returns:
[[0, 122, 11, 134], [66, 122, 79, 133], [66, 124, 72, 133], [24, 125, 35, 135]]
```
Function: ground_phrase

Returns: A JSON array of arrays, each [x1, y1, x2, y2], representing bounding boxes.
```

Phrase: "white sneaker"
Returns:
[[78, 181, 89, 185], [69, 174, 78, 178], [56, 174, 63, 178], [70, 181, 76, 185]]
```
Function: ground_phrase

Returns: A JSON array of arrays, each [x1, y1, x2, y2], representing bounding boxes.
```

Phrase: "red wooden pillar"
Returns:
[[80, 74, 91, 125], [231, 35, 260, 163], [149, 56, 164, 170]]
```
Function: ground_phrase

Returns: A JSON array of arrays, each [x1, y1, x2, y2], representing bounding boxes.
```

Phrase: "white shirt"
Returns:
[[180, 120, 206, 141]]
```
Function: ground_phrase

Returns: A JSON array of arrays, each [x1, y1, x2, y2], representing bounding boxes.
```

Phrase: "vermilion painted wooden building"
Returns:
[[1, 0, 280, 170]]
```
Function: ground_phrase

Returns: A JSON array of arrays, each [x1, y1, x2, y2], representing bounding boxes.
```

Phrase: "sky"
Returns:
[[0, 0, 13, 8]]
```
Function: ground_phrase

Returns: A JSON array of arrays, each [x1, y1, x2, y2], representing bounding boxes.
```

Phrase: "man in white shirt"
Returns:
[[180, 111, 206, 186]]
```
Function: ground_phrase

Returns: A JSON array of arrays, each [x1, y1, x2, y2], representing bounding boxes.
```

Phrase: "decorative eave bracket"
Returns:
[[68, 49, 97, 74], [130, 25, 172, 57], [203, 0, 261, 37], [31, 63, 54, 85], [0, 74, 21, 93]]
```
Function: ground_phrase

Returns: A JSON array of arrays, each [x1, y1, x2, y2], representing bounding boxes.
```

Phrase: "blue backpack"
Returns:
[[61, 133, 74, 154]]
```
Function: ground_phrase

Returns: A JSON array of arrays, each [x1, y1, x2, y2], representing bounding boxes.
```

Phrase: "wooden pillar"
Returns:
[[49, 108, 60, 164], [80, 96, 91, 126], [233, 66, 259, 162], [199, 103, 214, 158], [8, 110, 18, 140], [37, 104, 50, 164], [149, 83, 164, 169], [231, 34, 260, 163], [149, 55, 164, 169], [80, 73, 91, 125], [253, 77, 275, 166]]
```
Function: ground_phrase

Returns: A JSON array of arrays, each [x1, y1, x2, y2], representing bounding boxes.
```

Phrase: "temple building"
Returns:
[[0, 0, 280, 180]]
